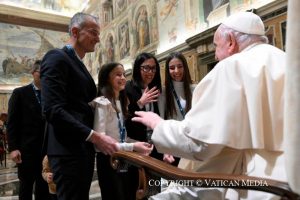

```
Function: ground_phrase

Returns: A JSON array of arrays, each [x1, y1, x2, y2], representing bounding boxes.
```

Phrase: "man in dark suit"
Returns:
[[40, 12, 118, 200], [7, 60, 50, 200]]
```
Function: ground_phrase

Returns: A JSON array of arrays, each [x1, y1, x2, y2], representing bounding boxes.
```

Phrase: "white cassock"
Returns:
[[150, 43, 286, 200]]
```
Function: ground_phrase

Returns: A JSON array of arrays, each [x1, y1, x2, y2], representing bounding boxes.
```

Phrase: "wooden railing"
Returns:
[[111, 151, 300, 200]]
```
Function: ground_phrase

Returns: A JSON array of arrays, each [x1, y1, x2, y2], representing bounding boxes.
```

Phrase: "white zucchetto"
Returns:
[[222, 12, 265, 36]]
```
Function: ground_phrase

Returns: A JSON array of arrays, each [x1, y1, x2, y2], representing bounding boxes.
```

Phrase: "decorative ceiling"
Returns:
[[0, 0, 89, 17], [0, 0, 91, 32]]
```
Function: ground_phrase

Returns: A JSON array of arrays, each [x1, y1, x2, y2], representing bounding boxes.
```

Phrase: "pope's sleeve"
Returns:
[[151, 62, 235, 160], [151, 119, 224, 161]]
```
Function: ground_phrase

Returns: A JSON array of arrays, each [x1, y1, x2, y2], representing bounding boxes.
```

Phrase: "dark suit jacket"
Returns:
[[41, 46, 97, 156], [125, 80, 163, 160], [7, 84, 45, 156]]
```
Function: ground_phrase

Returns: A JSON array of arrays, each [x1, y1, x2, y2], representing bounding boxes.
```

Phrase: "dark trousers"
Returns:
[[49, 152, 95, 200], [18, 156, 50, 200], [50, 193, 58, 200], [172, 157, 180, 167], [97, 153, 132, 200]]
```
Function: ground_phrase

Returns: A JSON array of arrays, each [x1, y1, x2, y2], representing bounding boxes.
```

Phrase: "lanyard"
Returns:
[[31, 83, 41, 105], [170, 83, 185, 118], [66, 44, 83, 63], [116, 112, 126, 143], [145, 102, 153, 111]]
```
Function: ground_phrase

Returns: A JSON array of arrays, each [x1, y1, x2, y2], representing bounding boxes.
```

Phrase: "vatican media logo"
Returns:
[[148, 179, 269, 187]]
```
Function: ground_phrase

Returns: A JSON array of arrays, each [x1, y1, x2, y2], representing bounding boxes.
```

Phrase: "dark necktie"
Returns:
[[36, 90, 41, 102]]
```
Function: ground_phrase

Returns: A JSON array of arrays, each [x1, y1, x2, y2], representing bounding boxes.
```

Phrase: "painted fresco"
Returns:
[[149, 1, 159, 44], [136, 5, 150, 50], [156, 0, 186, 53], [98, 31, 114, 69], [118, 20, 130, 59], [0, 93, 10, 113], [156, 0, 202, 53], [229, 0, 275, 12], [81, 0, 279, 73], [82, 41, 105, 82], [84, 49, 100, 81], [105, 33, 115, 63], [130, 0, 158, 56], [0, 22, 68, 86], [83, 0, 158, 69], [155, 0, 277, 54], [184, 0, 199, 32], [0, 0, 88, 16], [115, 0, 127, 14]]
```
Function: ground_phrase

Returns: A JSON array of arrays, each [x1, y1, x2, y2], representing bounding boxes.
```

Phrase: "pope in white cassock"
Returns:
[[132, 12, 286, 200]]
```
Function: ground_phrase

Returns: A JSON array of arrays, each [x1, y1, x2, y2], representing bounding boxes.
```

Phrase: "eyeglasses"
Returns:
[[141, 65, 157, 73], [83, 28, 100, 38]]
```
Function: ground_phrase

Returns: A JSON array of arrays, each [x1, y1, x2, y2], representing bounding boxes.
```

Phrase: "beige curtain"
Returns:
[[284, 0, 300, 194]]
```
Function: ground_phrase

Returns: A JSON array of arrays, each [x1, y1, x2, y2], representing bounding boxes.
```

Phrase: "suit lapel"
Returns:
[[25, 84, 42, 111], [62, 47, 96, 92], [77, 58, 96, 88]]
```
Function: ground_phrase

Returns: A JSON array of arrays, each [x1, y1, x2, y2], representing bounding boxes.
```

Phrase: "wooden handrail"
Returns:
[[111, 151, 300, 200]]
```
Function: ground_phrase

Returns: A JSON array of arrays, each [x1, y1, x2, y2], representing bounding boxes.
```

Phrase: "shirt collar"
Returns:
[[32, 82, 39, 90], [66, 44, 83, 62]]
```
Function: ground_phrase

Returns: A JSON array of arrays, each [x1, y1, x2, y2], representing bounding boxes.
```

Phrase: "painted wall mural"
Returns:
[[80, 0, 279, 73], [130, 0, 158, 56], [106, 33, 115, 63], [115, 0, 127, 14], [118, 20, 130, 59], [184, 0, 199, 32], [136, 5, 150, 50], [159, 0, 178, 22], [0, 0, 88, 16], [0, 22, 68, 86], [155, 0, 201, 53], [155, 0, 278, 54], [89, 0, 159, 70], [0, 0, 284, 112]]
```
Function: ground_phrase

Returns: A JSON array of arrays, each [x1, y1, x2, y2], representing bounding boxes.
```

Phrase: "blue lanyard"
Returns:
[[65, 44, 82, 62], [31, 83, 41, 105], [116, 112, 126, 143], [170, 83, 185, 118]]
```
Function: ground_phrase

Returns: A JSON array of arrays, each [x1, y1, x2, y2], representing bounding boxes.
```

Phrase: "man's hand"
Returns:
[[132, 111, 163, 129], [137, 87, 160, 108], [10, 150, 22, 164], [90, 131, 118, 155]]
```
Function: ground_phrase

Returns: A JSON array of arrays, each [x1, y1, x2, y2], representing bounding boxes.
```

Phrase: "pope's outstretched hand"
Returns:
[[132, 111, 163, 129]]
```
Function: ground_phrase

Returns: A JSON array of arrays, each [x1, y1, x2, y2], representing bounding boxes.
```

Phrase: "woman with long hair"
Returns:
[[125, 52, 163, 198], [160, 52, 195, 166]]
